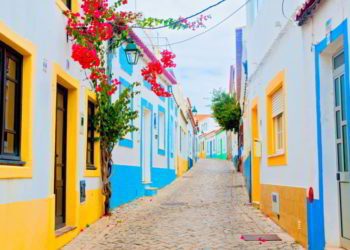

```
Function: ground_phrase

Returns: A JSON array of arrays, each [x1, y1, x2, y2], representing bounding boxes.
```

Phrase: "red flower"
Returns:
[[72, 44, 100, 69], [161, 50, 176, 68], [112, 79, 121, 85], [95, 85, 102, 92]]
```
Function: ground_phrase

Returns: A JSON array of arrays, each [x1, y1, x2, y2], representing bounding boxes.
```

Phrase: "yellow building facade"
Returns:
[[0, 1, 104, 249]]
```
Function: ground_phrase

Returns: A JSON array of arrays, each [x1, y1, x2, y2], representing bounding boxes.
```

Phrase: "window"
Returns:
[[62, 0, 72, 9], [0, 42, 23, 163], [266, 71, 287, 166], [56, 0, 78, 12], [272, 89, 284, 153], [86, 101, 96, 170], [158, 107, 165, 155]]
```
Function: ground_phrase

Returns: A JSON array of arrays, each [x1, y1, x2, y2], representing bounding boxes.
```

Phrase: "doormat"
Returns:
[[241, 234, 282, 241]]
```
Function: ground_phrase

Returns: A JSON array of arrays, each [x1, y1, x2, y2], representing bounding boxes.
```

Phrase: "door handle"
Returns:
[[337, 173, 341, 181]]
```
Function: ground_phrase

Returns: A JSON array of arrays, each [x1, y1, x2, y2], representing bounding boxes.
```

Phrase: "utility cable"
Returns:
[[155, 0, 250, 46], [133, 0, 228, 30]]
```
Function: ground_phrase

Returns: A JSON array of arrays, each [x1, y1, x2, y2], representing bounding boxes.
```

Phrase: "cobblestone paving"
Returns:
[[64, 159, 302, 250]]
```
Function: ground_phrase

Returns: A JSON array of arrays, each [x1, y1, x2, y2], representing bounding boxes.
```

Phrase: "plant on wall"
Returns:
[[64, 0, 209, 213]]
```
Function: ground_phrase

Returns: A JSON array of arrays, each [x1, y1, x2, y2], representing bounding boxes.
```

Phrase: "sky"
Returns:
[[124, 0, 247, 114]]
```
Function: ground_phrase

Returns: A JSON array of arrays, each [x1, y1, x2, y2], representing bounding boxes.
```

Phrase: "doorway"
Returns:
[[333, 51, 350, 249], [142, 107, 152, 184], [54, 84, 68, 229]]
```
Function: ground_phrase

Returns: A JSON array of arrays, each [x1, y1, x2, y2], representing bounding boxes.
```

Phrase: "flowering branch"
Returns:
[[63, 0, 209, 214]]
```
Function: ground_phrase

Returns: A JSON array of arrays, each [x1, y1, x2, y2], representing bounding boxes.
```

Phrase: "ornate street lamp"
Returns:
[[124, 40, 140, 65], [192, 106, 198, 116]]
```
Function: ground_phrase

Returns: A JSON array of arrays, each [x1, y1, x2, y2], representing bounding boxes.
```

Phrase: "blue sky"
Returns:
[[125, 0, 246, 113]]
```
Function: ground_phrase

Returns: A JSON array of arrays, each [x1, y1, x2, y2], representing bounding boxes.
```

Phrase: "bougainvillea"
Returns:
[[141, 50, 176, 97], [63, 0, 209, 214]]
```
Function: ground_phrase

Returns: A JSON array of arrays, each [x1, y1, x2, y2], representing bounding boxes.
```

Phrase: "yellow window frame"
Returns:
[[0, 22, 35, 179], [56, 0, 80, 13], [266, 71, 288, 166], [84, 89, 101, 177]]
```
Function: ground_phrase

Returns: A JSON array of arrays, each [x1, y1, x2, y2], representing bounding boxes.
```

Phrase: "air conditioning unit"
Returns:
[[271, 192, 280, 215]]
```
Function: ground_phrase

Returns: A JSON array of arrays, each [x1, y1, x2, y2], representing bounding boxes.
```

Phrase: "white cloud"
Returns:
[[124, 0, 246, 113]]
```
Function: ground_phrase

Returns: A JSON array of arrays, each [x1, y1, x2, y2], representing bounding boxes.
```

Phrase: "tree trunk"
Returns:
[[101, 145, 112, 215]]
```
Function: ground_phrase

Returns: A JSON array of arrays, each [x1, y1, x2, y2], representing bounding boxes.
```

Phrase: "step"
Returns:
[[144, 186, 158, 197]]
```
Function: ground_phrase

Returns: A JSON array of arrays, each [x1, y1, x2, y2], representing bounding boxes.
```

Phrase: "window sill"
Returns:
[[267, 151, 287, 166], [86, 165, 97, 171], [55, 226, 77, 237], [84, 166, 100, 177], [267, 151, 285, 158], [0, 164, 32, 179], [0, 159, 26, 166]]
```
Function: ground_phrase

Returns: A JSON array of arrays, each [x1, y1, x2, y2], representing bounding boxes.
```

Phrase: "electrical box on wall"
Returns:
[[80, 180, 86, 203], [271, 192, 280, 215]]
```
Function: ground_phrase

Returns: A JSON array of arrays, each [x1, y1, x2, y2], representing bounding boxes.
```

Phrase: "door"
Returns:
[[54, 85, 68, 230], [333, 51, 350, 249], [251, 102, 261, 204], [142, 108, 152, 184]]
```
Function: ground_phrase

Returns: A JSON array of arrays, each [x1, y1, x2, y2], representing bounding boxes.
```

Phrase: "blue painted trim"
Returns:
[[140, 98, 154, 181], [167, 98, 170, 169], [312, 19, 349, 250], [158, 105, 166, 156], [119, 47, 133, 75], [119, 77, 134, 148], [143, 80, 151, 90]]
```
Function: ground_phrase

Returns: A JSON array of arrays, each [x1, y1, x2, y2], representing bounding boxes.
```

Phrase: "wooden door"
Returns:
[[55, 84, 68, 229]]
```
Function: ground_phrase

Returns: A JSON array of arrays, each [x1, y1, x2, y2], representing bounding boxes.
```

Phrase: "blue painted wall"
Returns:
[[110, 165, 144, 209], [110, 165, 176, 209], [151, 167, 176, 189], [243, 154, 252, 202]]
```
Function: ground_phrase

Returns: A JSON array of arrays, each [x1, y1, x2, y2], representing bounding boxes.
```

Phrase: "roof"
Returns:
[[295, 0, 323, 26], [195, 114, 212, 122], [199, 128, 222, 138]]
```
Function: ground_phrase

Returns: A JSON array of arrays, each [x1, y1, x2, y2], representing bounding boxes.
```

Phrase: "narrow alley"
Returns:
[[64, 160, 300, 250]]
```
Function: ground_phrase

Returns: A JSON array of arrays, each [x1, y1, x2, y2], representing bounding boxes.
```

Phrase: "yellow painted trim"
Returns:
[[265, 71, 288, 166], [51, 63, 80, 246], [176, 156, 189, 176], [84, 89, 101, 177], [0, 22, 35, 179], [251, 97, 261, 203], [56, 0, 80, 13]]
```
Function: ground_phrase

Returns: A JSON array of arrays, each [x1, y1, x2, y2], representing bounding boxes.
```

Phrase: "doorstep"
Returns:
[[55, 226, 77, 237]]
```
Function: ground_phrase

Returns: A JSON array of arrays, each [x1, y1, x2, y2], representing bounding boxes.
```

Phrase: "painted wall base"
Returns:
[[260, 184, 308, 247], [307, 199, 325, 250], [110, 165, 176, 209]]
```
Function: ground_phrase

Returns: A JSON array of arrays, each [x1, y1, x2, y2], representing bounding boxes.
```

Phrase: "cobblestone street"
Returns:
[[64, 160, 301, 250]]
